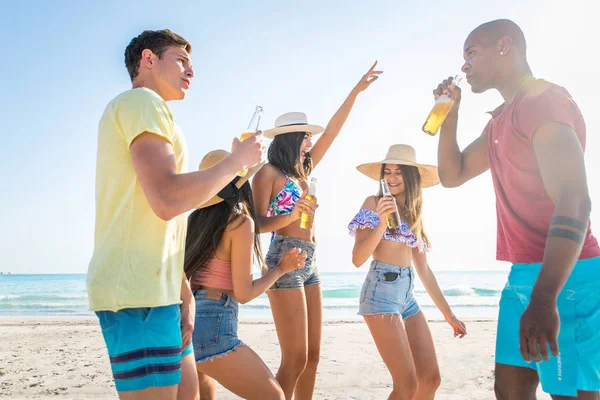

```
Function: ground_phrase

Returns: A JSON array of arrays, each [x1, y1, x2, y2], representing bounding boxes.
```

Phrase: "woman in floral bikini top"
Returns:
[[267, 171, 303, 218], [251, 62, 382, 398], [349, 208, 430, 250], [349, 144, 467, 400]]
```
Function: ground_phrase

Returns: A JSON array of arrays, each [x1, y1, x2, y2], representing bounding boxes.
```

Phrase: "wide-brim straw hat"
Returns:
[[263, 112, 324, 139], [197, 150, 263, 209], [356, 144, 440, 188]]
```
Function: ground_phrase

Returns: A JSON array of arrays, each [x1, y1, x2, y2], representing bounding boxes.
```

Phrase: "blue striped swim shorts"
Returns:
[[96, 304, 193, 392]]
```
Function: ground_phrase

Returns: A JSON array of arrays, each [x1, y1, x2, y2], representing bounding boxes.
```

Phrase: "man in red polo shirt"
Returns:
[[434, 19, 600, 399]]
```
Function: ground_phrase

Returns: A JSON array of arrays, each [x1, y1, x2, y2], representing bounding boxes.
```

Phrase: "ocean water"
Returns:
[[0, 270, 508, 320]]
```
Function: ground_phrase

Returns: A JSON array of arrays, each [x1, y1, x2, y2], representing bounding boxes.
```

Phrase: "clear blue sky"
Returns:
[[1, 0, 596, 274]]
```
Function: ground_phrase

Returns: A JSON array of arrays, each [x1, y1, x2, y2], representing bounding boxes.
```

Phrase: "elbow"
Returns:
[[414, 263, 429, 277], [147, 181, 181, 221], [580, 195, 592, 218], [152, 199, 178, 221], [351, 253, 365, 268], [440, 180, 460, 189], [437, 165, 465, 188], [233, 290, 252, 305], [438, 172, 461, 188], [152, 181, 187, 221], [156, 211, 176, 222], [254, 217, 268, 234]]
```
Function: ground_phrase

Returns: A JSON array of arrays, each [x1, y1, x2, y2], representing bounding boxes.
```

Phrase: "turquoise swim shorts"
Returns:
[[496, 257, 600, 396]]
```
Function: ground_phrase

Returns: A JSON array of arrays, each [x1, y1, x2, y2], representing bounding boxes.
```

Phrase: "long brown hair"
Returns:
[[379, 164, 430, 249], [267, 132, 312, 180], [184, 182, 265, 279]]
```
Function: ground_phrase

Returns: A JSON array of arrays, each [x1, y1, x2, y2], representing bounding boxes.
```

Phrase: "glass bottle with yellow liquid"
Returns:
[[300, 177, 317, 230], [238, 105, 263, 177], [422, 76, 462, 136], [380, 179, 401, 229]]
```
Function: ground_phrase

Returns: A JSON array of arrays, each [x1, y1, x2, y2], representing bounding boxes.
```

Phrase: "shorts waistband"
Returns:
[[512, 255, 600, 271], [272, 235, 316, 249], [370, 260, 412, 275], [193, 289, 237, 308]]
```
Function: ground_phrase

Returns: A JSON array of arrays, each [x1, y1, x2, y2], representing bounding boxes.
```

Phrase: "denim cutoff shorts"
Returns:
[[264, 235, 320, 290], [192, 289, 243, 363], [358, 260, 421, 319]]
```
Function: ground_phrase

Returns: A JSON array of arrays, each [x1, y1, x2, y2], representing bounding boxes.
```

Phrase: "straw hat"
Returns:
[[263, 112, 324, 139], [356, 144, 440, 188], [197, 150, 263, 209]]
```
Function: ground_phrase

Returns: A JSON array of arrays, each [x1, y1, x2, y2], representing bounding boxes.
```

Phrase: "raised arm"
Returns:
[[434, 77, 489, 188], [229, 217, 307, 304], [310, 61, 382, 168]]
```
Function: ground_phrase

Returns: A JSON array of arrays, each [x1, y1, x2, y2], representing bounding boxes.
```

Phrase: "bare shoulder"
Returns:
[[360, 195, 378, 211], [254, 163, 281, 181], [253, 164, 288, 197], [227, 214, 254, 236]]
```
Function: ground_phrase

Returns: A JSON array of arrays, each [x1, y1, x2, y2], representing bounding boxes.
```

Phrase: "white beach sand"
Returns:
[[0, 318, 551, 399]]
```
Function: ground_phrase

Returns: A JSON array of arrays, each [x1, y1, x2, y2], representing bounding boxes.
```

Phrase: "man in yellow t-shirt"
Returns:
[[87, 29, 265, 399]]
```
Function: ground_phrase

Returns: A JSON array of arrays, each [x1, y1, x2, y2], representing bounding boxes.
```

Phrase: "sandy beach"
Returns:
[[0, 318, 552, 399]]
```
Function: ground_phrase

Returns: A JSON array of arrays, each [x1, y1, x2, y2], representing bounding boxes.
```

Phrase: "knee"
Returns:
[[198, 376, 216, 400], [281, 351, 308, 375], [198, 383, 215, 400], [494, 366, 538, 400], [417, 369, 441, 393], [305, 348, 321, 370], [179, 386, 200, 400], [262, 385, 285, 400], [178, 380, 201, 400], [494, 380, 508, 400], [493, 378, 529, 400], [198, 386, 214, 400], [392, 373, 418, 400]]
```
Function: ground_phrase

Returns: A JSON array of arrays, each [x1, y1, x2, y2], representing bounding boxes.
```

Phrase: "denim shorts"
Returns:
[[264, 235, 320, 290], [95, 304, 193, 392], [358, 260, 421, 319], [496, 256, 600, 397], [192, 289, 243, 363]]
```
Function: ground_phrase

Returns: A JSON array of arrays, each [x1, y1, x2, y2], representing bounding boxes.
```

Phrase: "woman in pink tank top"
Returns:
[[184, 150, 307, 400]]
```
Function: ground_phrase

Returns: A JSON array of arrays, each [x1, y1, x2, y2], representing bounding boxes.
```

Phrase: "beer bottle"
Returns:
[[300, 178, 317, 230], [422, 76, 462, 136], [380, 179, 401, 229], [238, 105, 263, 177]]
